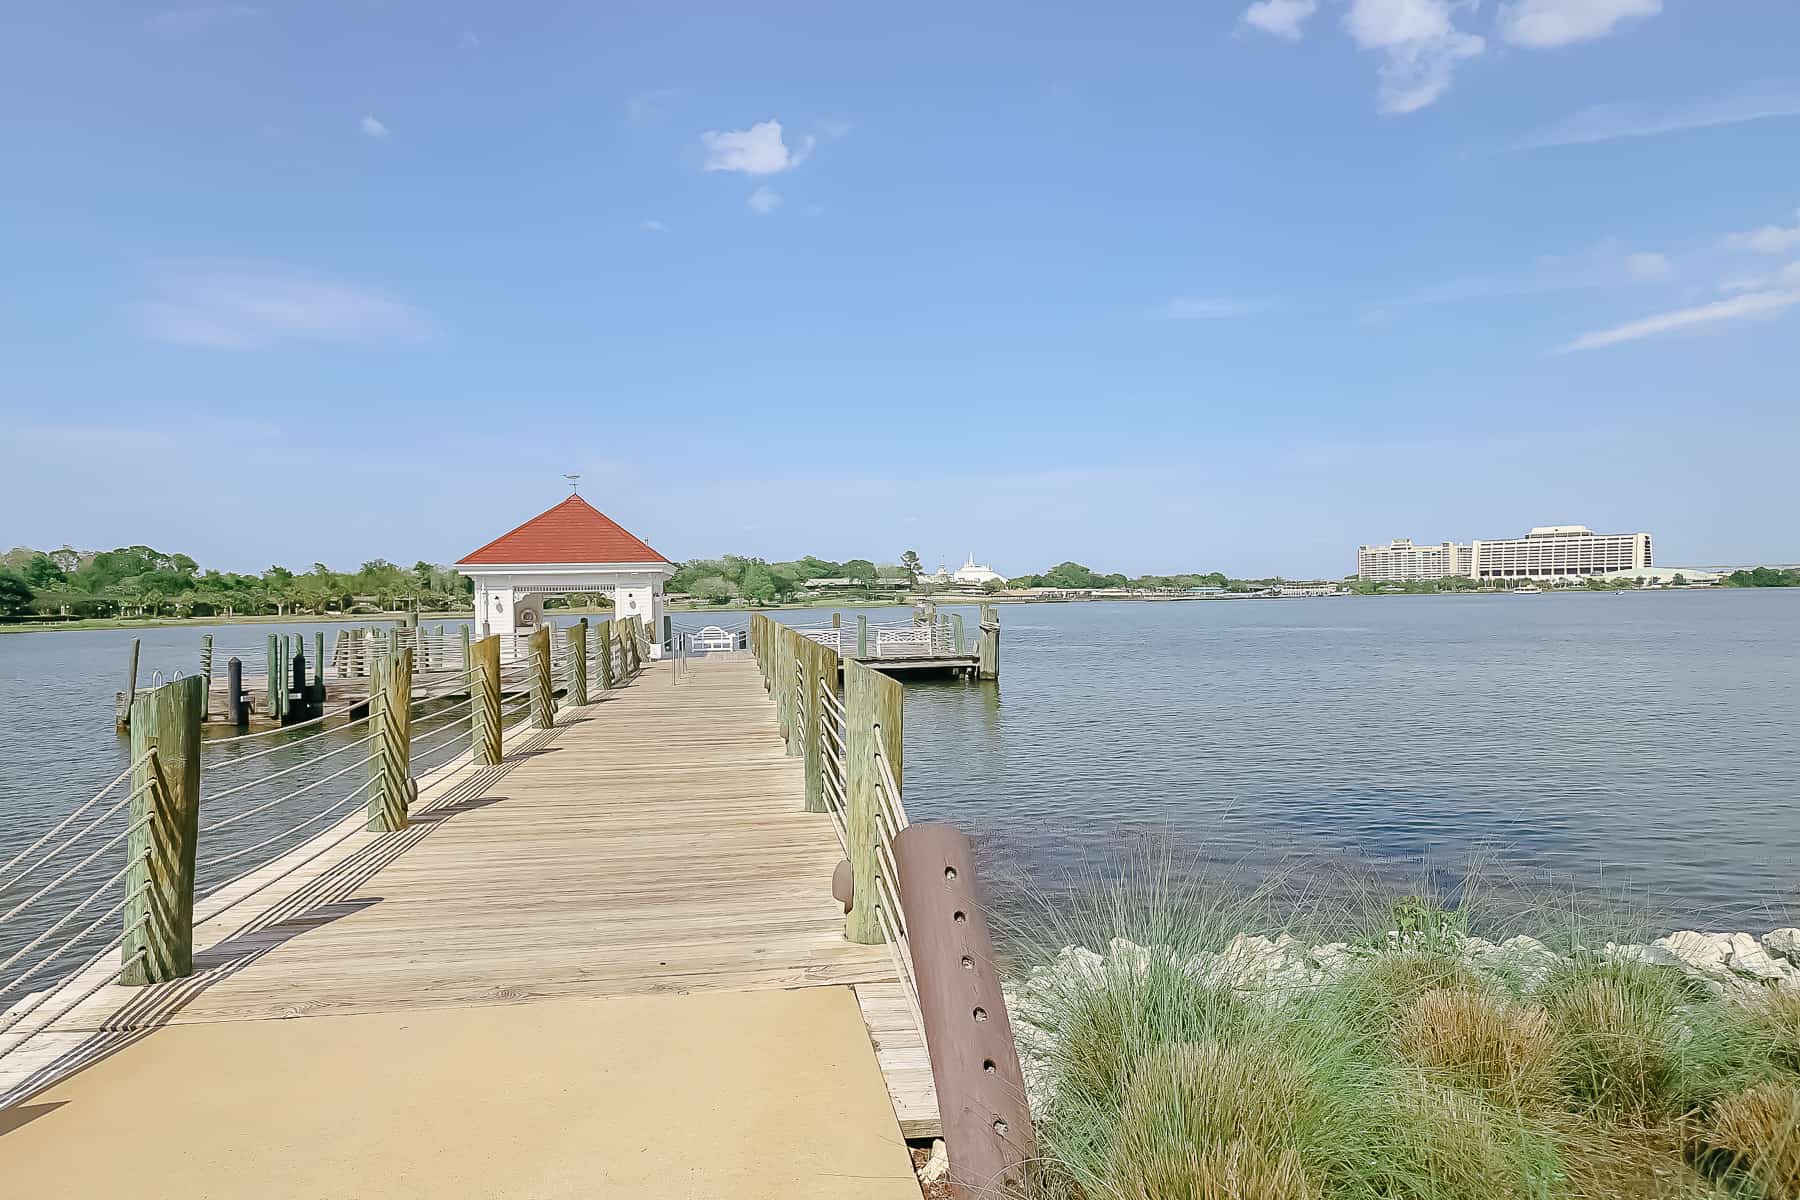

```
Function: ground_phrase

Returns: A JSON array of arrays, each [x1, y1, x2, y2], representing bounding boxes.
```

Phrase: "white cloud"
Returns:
[[360, 114, 389, 138], [747, 186, 782, 216], [1496, 0, 1659, 48], [1341, 0, 1485, 115], [1153, 296, 1270, 319], [1241, 0, 1318, 40], [1623, 251, 1672, 280], [1561, 289, 1799, 352], [1512, 88, 1800, 150], [818, 117, 854, 139], [701, 120, 814, 175], [1724, 208, 1800, 255], [135, 264, 432, 350], [640, 219, 668, 233]]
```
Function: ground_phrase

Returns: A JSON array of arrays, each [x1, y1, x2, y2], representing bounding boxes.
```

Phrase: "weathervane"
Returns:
[[563, 473, 581, 494]]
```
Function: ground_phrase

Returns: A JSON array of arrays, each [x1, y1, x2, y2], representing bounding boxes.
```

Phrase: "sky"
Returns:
[[2, 1, 1797, 579]]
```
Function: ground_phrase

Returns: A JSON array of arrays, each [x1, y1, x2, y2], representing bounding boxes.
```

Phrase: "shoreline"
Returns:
[[0, 585, 1764, 635]]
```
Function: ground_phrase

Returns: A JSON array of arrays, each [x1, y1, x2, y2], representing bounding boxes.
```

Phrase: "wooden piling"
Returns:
[[568, 619, 589, 705], [367, 646, 412, 832], [596, 620, 615, 691], [857, 613, 869, 658], [266, 635, 279, 717], [530, 625, 555, 729], [951, 613, 966, 654], [121, 674, 204, 984], [978, 605, 1000, 681], [844, 659, 902, 944], [802, 637, 827, 813], [198, 634, 213, 720], [460, 624, 472, 681], [472, 635, 502, 765], [334, 629, 348, 678]]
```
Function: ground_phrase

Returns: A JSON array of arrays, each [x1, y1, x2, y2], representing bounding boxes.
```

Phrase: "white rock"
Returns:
[[1764, 929, 1800, 963], [918, 1139, 948, 1184], [1606, 942, 1688, 971]]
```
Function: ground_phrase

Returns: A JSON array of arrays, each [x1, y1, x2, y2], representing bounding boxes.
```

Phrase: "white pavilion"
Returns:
[[455, 494, 674, 659]]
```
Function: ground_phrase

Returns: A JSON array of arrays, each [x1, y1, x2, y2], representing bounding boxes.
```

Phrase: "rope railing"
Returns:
[[0, 758, 152, 890], [3, 625, 580, 1083]]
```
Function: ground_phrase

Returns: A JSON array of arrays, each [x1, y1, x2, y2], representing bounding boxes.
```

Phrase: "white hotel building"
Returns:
[[1358, 526, 1653, 582]]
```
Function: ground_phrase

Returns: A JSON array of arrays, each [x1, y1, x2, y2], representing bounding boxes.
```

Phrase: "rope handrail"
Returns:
[[197, 777, 379, 870], [0, 859, 147, 980], [0, 937, 147, 1051], [199, 745, 381, 834], [201, 729, 380, 805], [0, 762, 153, 890], [0, 804, 155, 929]]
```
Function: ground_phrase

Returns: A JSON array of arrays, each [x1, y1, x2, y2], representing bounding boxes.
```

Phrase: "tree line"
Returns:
[[0, 545, 473, 620]]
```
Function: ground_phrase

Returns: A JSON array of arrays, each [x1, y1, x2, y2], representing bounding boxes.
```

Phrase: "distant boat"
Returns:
[[1511, 585, 1544, 594]]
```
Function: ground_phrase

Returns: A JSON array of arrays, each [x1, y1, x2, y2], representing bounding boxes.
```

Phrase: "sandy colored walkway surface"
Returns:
[[0, 987, 919, 1199]]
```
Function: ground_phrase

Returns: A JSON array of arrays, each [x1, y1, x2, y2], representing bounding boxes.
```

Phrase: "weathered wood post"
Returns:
[[595, 620, 615, 692], [951, 612, 966, 654], [334, 629, 348, 678], [844, 659, 902, 944], [266, 634, 280, 716], [471, 635, 502, 765], [802, 637, 827, 813], [314, 632, 326, 702], [460, 624, 472, 681], [978, 605, 1000, 681], [122, 674, 204, 984], [831, 611, 842, 649], [367, 646, 412, 832], [568, 619, 589, 705], [198, 634, 214, 721], [781, 628, 802, 756], [226, 657, 246, 727], [117, 637, 142, 732], [857, 613, 869, 658], [530, 624, 555, 729]]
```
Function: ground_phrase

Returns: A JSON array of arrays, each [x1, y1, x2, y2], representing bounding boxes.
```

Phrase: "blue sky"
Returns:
[[2, 1, 1797, 578]]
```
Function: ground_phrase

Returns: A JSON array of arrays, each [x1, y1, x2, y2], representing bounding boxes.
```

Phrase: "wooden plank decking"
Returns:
[[1, 652, 938, 1142]]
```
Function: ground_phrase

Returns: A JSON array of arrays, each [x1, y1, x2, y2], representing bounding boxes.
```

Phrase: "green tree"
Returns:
[[982, 577, 1005, 594], [739, 563, 777, 604], [0, 568, 34, 617], [900, 549, 922, 578], [842, 558, 878, 584], [22, 553, 67, 587]]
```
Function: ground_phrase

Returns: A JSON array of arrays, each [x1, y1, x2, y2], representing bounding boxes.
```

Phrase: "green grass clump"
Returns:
[[1014, 857, 1800, 1200]]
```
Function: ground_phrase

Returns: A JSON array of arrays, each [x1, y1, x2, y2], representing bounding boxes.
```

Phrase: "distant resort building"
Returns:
[[916, 555, 1005, 591], [1358, 525, 1653, 582]]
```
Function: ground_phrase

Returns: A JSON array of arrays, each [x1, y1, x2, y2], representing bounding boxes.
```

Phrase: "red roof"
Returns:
[[456, 495, 670, 566]]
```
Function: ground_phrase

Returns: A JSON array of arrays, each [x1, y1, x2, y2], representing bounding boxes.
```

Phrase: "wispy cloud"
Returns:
[[747, 186, 782, 216], [135, 263, 433, 350], [1495, 0, 1659, 49], [1341, 0, 1485, 115], [1512, 87, 1800, 151], [1388, 241, 1669, 307], [1152, 296, 1271, 320], [1724, 208, 1800, 255], [701, 120, 814, 175], [1240, 0, 1317, 40], [640, 218, 669, 233], [360, 114, 389, 138], [817, 117, 854, 139], [144, 5, 258, 34], [1623, 251, 1673, 280], [458, 30, 480, 49], [1561, 288, 1799, 352]]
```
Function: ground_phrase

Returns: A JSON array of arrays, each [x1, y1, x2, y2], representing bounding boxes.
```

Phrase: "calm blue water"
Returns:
[[725, 591, 1800, 931], [3, 591, 1796, 978]]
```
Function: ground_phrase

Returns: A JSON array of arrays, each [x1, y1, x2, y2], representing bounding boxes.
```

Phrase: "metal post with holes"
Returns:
[[894, 822, 1036, 1198]]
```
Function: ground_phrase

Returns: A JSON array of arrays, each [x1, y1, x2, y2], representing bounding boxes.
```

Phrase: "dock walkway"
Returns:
[[0, 654, 930, 1198]]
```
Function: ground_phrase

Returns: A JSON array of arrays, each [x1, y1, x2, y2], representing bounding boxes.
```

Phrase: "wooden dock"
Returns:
[[0, 651, 938, 1195]]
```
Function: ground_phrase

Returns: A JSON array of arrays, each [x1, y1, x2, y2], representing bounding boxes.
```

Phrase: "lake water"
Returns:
[[745, 591, 1800, 933], [3, 591, 1797, 985]]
